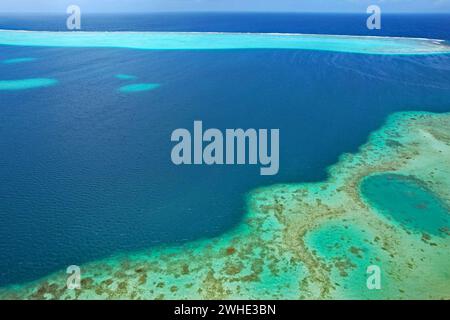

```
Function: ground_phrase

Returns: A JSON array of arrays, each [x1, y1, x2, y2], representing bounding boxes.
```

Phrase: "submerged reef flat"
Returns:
[[119, 83, 160, 93], [115, 74, 138, 80], [1, 30, 450, 55], [0, 111, 448, 300], [0, 78, 57, 90], [2, 57, 36, 64]]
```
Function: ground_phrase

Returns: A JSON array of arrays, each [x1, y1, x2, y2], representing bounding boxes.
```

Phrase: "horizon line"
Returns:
[[1, 10, 450, 15]]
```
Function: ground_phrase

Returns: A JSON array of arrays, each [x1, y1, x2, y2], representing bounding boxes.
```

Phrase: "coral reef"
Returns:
[[1, 111, 449, 300]]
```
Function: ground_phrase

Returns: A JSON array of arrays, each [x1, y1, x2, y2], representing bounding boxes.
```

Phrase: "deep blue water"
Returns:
[[1, 13, 450, 40], [1, 14, 450, 286]]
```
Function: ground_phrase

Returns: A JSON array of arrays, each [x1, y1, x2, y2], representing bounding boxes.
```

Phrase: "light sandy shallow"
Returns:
[[1, 110, 449, 300], [1, 30, 450, 55]]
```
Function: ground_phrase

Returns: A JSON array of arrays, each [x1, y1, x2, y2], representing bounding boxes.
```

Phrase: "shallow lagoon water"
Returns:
[[360, 174, 450, 236], [305, 221, 386, 296]]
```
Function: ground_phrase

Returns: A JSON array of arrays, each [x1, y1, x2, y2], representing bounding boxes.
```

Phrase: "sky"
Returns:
[[0, 0, 450, 14]]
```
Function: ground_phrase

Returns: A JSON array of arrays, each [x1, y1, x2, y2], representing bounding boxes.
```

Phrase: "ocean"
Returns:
[[0, 13, 450, 287]]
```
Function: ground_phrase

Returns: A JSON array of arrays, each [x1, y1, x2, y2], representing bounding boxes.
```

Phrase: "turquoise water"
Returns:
[[360, 174, 450, 236], [119, 83, 160, 92], [0, 78, 57, 90], [115, 74, 137, 80], [2, 57, 36, 64], [306, 222, 384, 294], [1, 30, 450, 55]]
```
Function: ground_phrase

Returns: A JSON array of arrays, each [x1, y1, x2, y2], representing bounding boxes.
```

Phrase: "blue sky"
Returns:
[[1, 0, 450, 13]]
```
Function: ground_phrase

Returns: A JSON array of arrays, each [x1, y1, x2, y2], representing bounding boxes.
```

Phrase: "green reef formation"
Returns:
[[0, 111, 449, 300], [1, 30, 450, 55]]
